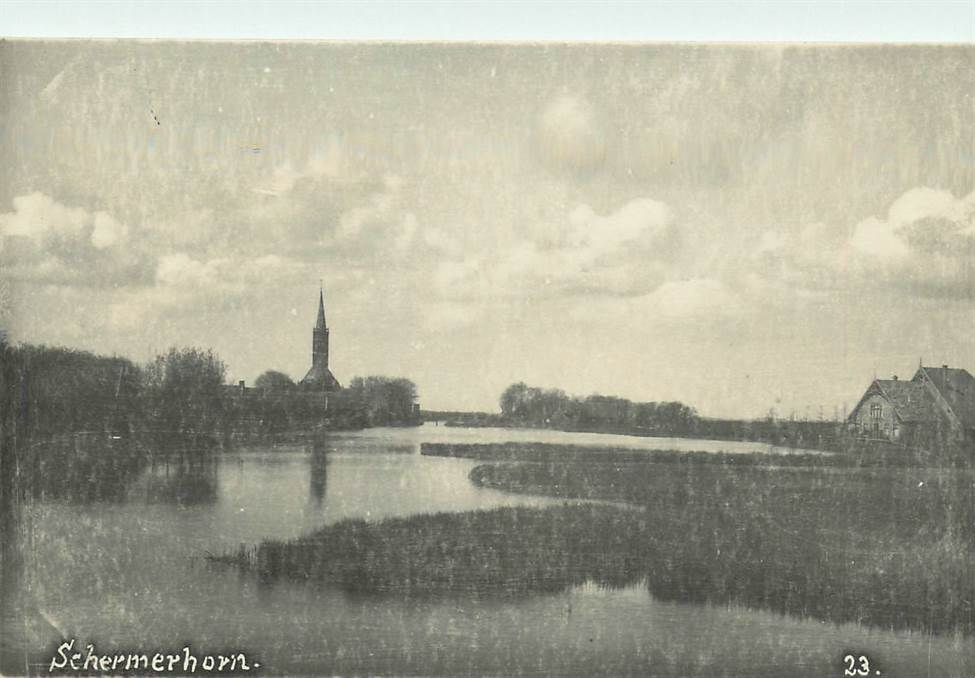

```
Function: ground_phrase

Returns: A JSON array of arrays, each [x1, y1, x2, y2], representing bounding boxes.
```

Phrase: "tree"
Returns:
[[254, 370, 295, 392], [500, 382, 531, 418], [142, 347, 227, 443], [347, 376, 419, 426], [9, 344, 142, 437]]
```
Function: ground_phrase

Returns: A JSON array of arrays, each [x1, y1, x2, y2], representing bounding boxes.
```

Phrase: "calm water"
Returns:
[[21, 425, 974, 676]]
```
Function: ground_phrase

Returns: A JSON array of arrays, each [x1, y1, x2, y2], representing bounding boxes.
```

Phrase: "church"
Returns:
[[299, 288, 342, 392]]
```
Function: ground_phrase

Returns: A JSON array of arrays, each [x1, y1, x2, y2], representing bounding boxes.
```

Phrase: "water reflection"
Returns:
[[309, 436, 328, 506], [141, 461, 219, 505], [24, 433, 226, 505]]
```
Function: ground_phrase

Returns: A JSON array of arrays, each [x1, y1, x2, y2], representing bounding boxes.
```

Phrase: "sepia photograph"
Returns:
[[1, 6, 973, 676]]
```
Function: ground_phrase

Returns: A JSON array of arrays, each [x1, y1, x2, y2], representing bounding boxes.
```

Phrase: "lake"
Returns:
[[21, 424, 974, 676]]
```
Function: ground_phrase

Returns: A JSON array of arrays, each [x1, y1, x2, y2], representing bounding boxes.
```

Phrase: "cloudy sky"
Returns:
[[1, 42, 972, 417]]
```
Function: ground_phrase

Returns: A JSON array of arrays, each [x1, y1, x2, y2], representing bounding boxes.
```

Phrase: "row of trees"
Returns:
[[499, 382, 699, 435], [7, 343, 420, 445], [496, 382, 842, 447]]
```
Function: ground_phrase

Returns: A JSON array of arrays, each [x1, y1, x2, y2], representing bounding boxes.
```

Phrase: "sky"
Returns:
[[0, 41, 973, 417]]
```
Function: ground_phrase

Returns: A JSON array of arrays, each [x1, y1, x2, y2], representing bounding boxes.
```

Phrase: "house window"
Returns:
[[870, 403, 883, 419]]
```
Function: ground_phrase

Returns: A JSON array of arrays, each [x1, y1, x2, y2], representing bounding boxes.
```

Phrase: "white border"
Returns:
[[1, 1, 973, 42]]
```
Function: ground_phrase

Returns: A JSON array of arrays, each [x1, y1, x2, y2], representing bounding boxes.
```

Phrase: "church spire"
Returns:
[[299, 283, 341, 391], [316, 285, 327, 331]]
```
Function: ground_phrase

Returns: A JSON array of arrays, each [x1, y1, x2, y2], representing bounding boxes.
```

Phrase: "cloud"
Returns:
[[155, 253, 226, 287], [753, 186, 975, 300], [849, 188, 974, 263], [155, 252, 303, 292], [0, 192, 89, 241], [432, 196, 677, 304], [567, 276, 744, 325], [420, 300, 481, 332], [91, 212, 129, 249], [0, 192, 148, 287], [253, 139, 353, 198], [337, 175, 406, 240], [847, 188, 975, 296], [647, 278, 741, 318], [536, 95, 606, 173]]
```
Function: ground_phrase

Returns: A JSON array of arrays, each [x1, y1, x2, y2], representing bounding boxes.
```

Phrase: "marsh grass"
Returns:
[[221, 440, 973, 637], [472, 461, 975, 636], [219, 504, 648, 596]]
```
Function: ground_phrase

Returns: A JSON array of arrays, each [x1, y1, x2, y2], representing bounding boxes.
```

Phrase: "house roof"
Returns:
[[917, 366, 975, 430], [872, 379, 939, 423]]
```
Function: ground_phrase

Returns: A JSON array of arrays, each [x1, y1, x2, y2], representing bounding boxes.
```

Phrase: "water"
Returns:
[[19, 425, 974, 676]]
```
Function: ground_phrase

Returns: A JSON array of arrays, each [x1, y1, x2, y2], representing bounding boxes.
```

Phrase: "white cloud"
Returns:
[[850, 216, 910, 261], [851, 187, 974, 262], [536, 95, 606, 173], [0, 192, 88, 241], [253, 137, 353, 197], [154, 252, 302, 292], [648, 277, 740, 318], [0, 192, 145, 287], [337, 175, 407, 241], [433, 196, 676, 303], [888, 187, 973, 227], [754, 186, 975, 300], [567, 198, 672, 256], [91, 211, 128, 249], [155, 253, 225, 287]]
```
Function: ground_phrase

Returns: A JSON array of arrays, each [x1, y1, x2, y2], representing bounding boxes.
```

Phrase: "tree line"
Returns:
[[3, 341, 420, 445], [498, 382, 841, 448], [500, 382, 698, 435]]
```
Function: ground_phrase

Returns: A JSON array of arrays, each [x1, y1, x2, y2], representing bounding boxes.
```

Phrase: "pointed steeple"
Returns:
[[300, 283, 340, 391], [316, 286, 327, 331]]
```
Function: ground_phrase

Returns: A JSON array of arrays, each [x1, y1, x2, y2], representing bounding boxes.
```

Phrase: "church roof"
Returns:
[[301, 362, 342, 391], [916, 366, 975, 429]]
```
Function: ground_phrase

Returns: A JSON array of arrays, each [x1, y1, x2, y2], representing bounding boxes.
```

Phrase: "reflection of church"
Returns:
[[299, 288, 342, 392], [309, 436, 328, 505]]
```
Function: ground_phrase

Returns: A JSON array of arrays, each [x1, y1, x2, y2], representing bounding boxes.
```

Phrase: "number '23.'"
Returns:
[[843, 654, 872, 676]]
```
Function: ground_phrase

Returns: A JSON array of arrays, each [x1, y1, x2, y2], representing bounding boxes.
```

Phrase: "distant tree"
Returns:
[[142, 347, 226, 442], [254, 370, 295, 392], [500, 382, 531, 418], [347, 376, 418, 425]]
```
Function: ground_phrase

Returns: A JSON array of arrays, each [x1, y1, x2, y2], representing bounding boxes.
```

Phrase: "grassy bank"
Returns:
[[215, 504, 647, 596], [471, 461, 974, 636]]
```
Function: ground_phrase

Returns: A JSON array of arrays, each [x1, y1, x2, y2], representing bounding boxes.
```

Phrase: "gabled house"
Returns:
[[848, 364, 975, 445]]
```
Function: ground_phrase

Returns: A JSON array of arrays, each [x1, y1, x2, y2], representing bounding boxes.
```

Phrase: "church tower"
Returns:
[[311, 288, 329, 370], [300, 286, 341, 391]]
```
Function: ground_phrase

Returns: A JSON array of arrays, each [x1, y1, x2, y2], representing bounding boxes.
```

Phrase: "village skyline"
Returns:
[[1, 42, 972, 417]]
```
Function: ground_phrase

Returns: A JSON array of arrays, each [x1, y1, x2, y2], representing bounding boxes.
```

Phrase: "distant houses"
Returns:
[[848, 364, 975, 446]]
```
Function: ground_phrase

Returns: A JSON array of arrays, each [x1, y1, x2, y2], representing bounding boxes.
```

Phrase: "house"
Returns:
[[847, 363, 975, 445]]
